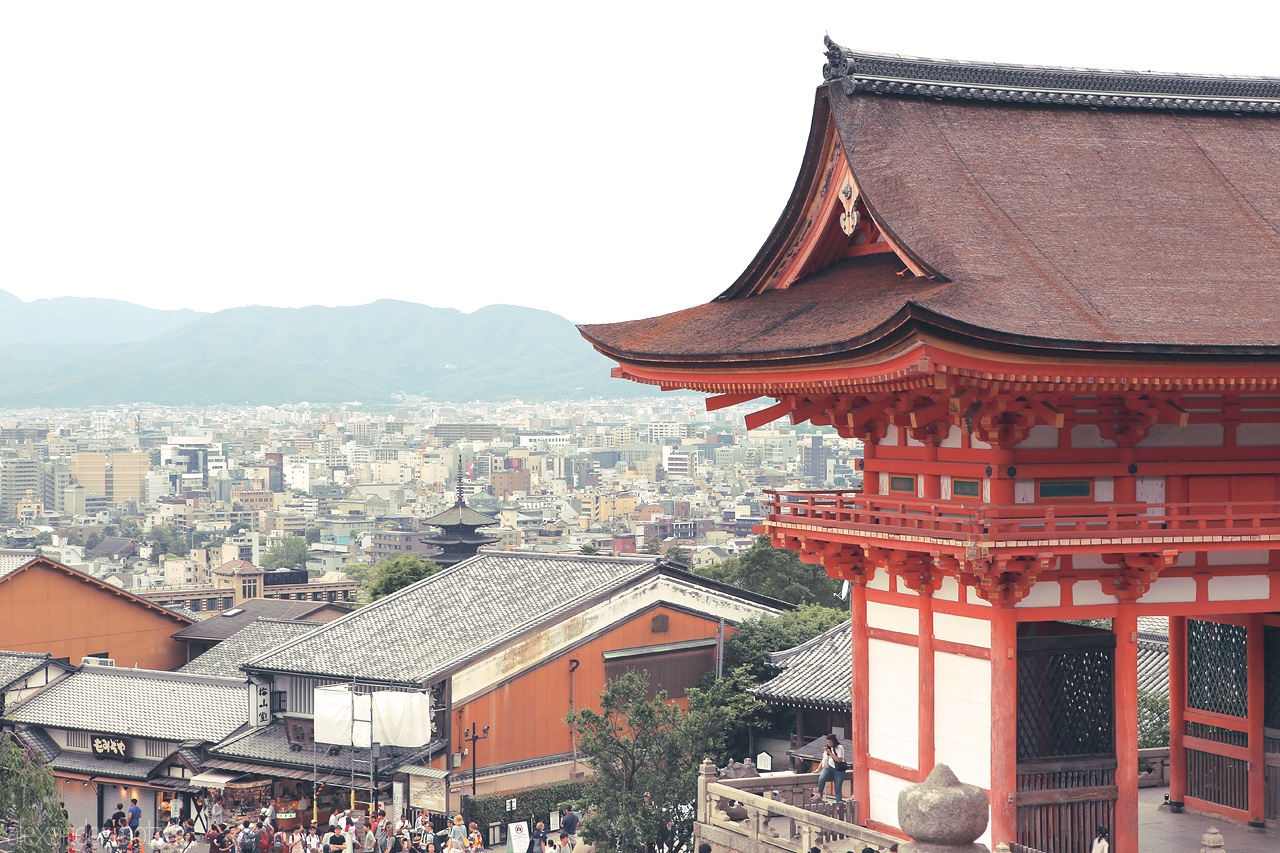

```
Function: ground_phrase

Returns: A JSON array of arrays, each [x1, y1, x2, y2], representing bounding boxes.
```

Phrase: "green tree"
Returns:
[[262, 535, 308, 569], [640, 535, 662, 555], [567, 671, 701, 853], [148, 524, 190, 561], [229, 521, 251, 536], [579, 543, 601, 556], [33, 531, 53, 546], [685, 666, 771, 765], [117, 516, 142, 538], [664, 542, 690, 565], [0, 732, 69, 852], [696, 535, 842, 606], [369, 554, 441, 600], [725, 604, 849, 680], [305, 526, 323, 545], [1137, 687, 1170, 748]]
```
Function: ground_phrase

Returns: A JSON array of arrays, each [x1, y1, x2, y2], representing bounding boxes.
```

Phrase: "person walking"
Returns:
[[1090, 827, 1109, 853], [810, 734, 846, 803]]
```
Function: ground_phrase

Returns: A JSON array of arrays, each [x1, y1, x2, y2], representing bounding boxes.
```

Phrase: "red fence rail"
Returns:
[[763, 490, 1280, 545]]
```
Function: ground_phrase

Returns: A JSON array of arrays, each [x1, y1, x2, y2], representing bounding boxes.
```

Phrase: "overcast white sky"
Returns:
[[2, 2, 1278, 322]]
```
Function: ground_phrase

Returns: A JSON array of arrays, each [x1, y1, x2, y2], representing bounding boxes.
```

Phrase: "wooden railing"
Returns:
[[764, 490, 1280, 546], [696, 765, 898, 853]]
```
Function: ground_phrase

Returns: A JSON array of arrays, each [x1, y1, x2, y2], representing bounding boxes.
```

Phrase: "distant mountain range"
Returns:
[[0, 291, 636, 405]]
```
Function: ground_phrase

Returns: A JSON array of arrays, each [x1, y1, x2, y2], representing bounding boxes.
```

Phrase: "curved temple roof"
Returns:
[[580, 40, 1280, 369]]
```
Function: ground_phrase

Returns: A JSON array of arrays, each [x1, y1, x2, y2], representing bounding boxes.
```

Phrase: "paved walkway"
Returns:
[[1138, 786, 1275, 852]]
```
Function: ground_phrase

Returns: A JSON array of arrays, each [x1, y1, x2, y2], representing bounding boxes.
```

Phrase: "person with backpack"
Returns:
[[239, 824, 262, 853]]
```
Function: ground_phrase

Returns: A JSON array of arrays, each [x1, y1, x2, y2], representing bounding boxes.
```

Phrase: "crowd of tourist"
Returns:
[[80, 804, 585, 853]]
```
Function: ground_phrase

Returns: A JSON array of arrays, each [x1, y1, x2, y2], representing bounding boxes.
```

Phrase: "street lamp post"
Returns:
[[463, 723, 489, 798]]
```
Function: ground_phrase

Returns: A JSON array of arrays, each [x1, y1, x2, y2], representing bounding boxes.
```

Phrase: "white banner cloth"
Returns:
[[315, 685, 429, 748]]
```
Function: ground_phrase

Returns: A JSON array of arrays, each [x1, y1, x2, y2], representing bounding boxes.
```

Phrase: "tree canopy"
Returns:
[[149, 524, 190, 562], [0, 733, 68, 853], [262, 534, 308, 570], [567, 671, 700, 853], [369, 554, 441, 600], [695, 535, 843, 607]]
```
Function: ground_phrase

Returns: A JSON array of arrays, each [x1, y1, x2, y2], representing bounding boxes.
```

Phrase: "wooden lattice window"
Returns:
[[1265, 626, 1280, 729], [1037, 480, 1092, 500], [889, 476, 916, 494], [1187, 619, 1248, 719], [1017, 632, 1115, 761], [952, 479, 981, 498]]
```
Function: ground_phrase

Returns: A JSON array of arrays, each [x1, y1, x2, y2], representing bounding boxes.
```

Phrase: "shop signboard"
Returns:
[[249, 679, 271, 728], [91, 735, 129, 759]]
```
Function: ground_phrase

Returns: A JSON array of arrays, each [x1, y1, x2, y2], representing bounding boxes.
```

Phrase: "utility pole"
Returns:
[[463, 723, 489, 798]]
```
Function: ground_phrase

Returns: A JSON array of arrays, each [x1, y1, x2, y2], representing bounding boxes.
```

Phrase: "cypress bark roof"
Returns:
[[580, 41, 1280, 367]]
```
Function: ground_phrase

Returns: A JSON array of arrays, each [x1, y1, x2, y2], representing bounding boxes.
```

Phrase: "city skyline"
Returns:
[[4, 3, 1280, 322]]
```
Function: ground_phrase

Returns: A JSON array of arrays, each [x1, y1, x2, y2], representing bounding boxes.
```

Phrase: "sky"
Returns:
[[3, 2, 1279, 323]]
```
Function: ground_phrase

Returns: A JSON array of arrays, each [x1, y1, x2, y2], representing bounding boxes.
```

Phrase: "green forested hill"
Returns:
[[0, 298, 631, 404]]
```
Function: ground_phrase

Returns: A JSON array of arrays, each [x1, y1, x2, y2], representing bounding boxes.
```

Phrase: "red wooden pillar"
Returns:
[[990, 450, 1015, 505], [1114, 605, 1139, 852], [918, 590, 935, 775], [1167, 615, 1187, 810], [921, 442, 941, 500], [850, 579, 871, 821], [862, 441, 878, 496], [990, 607, 1018, 847], [1247, 615, 1266, 827]]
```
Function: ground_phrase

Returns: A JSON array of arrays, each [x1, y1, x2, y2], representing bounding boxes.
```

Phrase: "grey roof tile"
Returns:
[[173, 599, 349, 641], [50, 751, 161, 780], [246, 552, 670, 683], [0, 550, 38, 580], [13, 725, 60, 763], [0, 650, 56, 688], [5, 666, 247, 742], [179, 619, 321, 679], [1137, 634, 1170, 698], [751, 620, 853, 711]]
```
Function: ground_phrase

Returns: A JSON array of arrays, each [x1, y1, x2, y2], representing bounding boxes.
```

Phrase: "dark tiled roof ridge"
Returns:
[[824, 37, 1280, 111], [74, 664, 246, 687]]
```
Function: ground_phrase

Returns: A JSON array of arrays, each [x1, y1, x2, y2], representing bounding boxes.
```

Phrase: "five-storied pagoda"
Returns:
[[580, 39, 1280, 852]]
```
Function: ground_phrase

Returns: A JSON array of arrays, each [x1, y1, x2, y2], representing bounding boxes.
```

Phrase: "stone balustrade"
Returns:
[[694, 759, 899, 853]]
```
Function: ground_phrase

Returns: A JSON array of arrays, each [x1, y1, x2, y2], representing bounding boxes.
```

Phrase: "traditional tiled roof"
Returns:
[[179, 618, 321, 678], [822, 40, 1280, 113], [0, 650, 57, 689], [1137, 634, 1170, 698], [0, 550, 38, 579], [172, 598, 349, 641], [421, 501, 498, 528], [580, 39, 1280, 367], [246, 552, 782, 684], [12, 724, 60, 763], [751, 621, 853, 712], [49, 750, 162, 781], [4, 665, 247, 742]]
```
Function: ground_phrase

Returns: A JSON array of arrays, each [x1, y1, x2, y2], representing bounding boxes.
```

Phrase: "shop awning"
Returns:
[[189, 770, 244, 787], [200, 758, 377, 789]]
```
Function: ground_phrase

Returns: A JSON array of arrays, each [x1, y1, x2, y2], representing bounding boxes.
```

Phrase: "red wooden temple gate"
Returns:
[[581, 38, 1280, 852]]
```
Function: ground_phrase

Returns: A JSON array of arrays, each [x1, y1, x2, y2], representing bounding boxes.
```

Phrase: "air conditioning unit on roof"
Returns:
[[82, 657, 115, 667]]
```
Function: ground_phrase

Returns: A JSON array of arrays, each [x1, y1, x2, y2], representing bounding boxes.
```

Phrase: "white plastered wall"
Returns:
[[868, 638, 919, 771]]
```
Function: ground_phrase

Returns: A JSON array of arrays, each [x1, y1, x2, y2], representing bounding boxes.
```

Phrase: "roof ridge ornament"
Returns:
[[822, 35, 850, 82]]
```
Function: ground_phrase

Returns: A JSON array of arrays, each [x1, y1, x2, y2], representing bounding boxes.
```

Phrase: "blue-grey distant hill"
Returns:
[[0, 294, 631, 404]]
